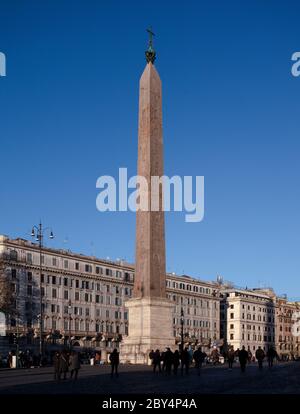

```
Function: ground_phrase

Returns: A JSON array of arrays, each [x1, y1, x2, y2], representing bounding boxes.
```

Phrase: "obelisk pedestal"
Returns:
[[121, 298, 175, 364], [120, 37, 175, 364]]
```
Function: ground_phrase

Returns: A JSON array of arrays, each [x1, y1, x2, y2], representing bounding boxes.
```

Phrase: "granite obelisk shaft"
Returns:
[[120, 57, 175, 364], [134, 62, 166, 299]]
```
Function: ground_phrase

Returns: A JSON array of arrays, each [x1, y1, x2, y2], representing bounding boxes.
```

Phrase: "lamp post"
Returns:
[[180, 307, 184, 353], [68, 299, 72, 350], [31, 221, 54, 365]]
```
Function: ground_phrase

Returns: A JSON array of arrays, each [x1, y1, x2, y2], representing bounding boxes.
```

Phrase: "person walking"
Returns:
[[60, 350, 69, 380], [152, 349, 161, 373], [227, 347, 235, 370], [173, 350, 180, 375], [255, 346, 265, 370], [69, 351, 81, 380], [53, 351, 61, 381], [149, 349, 154, 366], [181, 347, 190, 375], [247, 348, 253, 364], [109, 348, 119, 378], [267, 346, 276, 368], [238, 346, 248, 373], [193, 347, 206, 376], [164, 348, 173, 375]]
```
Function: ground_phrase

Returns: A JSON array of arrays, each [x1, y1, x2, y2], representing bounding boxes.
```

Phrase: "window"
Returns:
[[41, 287, 45, 297], [85, 293, 89, 302], [52, 289, 57, 299], [27, 253, 32, 263], [52, 257, 57, 266], [64, 291, 68, 300], [41, 274, 44, 283], [106, 310, 110, 318], [86, 308, 89, 316], [124, 312, 128, 320], [75, 279, 79, 288], [64, 260, 68, 269], [63, 278, 68, 287], [96, 295, 100, 303], [10, 250, 18, 261], [230, 313, 234, 319], [230, 333, 234, 340], [85, 264, 92, 273], [230, 304, 234, 309], [51, 304, 56, 313], [27, 285, 32, 295], [52, 276, 56, 285], [230, 324, 234, 329], [27, 272, 32, 282], [75, 262, 79, 270]]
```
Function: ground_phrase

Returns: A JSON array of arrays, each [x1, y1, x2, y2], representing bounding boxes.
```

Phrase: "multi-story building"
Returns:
[[275, 297, 300, 359], [0, 235, 221, 357], [220, 287, 276, 354]]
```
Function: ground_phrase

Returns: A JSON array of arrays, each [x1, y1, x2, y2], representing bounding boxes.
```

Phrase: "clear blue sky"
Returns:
[[0, 0, 299, 297]]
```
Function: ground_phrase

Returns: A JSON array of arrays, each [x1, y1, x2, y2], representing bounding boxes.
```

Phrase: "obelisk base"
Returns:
[[120, 297, 175, 364]]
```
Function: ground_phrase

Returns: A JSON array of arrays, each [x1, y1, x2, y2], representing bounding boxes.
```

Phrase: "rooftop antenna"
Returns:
[[63, 236, 70, 252], [90, 241, 94, 256], [217, 275, 223, 285]]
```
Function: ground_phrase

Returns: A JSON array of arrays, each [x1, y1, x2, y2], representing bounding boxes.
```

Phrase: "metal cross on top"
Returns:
[[145, 27, 156, 64], [147, 27, 155, 49]]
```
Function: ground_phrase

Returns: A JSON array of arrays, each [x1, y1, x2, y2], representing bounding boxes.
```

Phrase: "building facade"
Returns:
[[220, 287, 277, 354], [0, 235, 220, 357], [275, 297, 300, 359]]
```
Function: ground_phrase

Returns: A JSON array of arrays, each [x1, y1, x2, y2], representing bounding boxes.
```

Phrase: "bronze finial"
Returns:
[[145, 27, 156, 64]]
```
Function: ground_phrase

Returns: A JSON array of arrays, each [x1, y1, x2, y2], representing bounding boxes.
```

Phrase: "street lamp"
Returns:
[[68, 299, 72, 350], [180, 307, 184, 353], [31, 221, 54, 365]]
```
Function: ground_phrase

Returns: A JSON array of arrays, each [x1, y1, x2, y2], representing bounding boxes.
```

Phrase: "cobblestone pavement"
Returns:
[[0, 362, 299, 394]]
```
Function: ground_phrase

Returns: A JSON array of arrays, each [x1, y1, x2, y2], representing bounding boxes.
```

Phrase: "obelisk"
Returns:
[[121, 30, 175, 364]]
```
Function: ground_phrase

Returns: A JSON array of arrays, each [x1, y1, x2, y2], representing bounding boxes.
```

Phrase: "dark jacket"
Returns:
[[109, 351, 119, 365], [238, 349, 248, 363]]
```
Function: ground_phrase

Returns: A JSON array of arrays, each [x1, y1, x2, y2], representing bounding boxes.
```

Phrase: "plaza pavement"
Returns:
[[0, 361, 299, 394]]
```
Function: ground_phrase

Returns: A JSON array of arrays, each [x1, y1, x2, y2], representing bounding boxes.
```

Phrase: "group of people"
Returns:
[[226, 345, 279, 372], [53, 350, 81, 381], [149, 347, 207, 375], [0, 350, 45, 368]]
